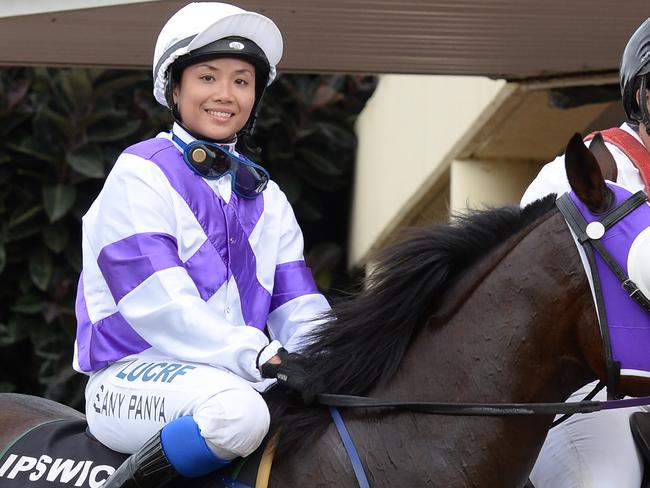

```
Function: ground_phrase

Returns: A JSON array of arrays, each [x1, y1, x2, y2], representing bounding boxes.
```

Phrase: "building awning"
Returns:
[[0, 0, 647, 79]]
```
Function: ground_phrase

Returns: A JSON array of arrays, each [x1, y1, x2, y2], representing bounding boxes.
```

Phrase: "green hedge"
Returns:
[[0, 67, 376, 408]]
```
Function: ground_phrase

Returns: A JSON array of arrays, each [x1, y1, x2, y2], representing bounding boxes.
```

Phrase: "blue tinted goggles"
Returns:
[[172, 134, 269, 199]]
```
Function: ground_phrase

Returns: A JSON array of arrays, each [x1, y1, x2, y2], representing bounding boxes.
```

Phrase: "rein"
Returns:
[[317, 390, 650, 416]]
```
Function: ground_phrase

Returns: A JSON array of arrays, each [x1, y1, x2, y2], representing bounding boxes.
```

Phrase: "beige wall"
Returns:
[[350, 73, 620, 269], [450, 158, 540, 211], [350, 74, 505, 266]]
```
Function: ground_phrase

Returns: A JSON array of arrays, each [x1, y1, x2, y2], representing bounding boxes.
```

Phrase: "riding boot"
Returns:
[[101, 430, 178, 488]]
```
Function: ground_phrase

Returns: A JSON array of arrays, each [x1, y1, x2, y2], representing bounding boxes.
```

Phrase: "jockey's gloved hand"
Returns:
[[259, 348, 314, 403]]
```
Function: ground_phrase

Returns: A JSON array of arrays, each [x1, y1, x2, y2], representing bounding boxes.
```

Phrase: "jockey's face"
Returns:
[[173, 57, 256, 141]]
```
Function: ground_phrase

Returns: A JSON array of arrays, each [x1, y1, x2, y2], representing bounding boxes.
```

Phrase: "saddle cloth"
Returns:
[[0, 419, 262, 488]]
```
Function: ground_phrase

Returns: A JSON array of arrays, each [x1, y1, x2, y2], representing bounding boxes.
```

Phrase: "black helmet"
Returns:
[[620, 18, 650, 123]]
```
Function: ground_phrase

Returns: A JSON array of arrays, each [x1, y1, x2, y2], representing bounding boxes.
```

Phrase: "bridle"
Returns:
[[318, 189, 650, 415]]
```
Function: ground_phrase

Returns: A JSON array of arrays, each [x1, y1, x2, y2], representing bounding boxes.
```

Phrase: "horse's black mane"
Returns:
[[265, 194, 557, 455]]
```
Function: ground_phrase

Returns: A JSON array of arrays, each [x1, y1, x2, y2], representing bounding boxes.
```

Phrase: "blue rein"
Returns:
[[329, 407, 370, 488]]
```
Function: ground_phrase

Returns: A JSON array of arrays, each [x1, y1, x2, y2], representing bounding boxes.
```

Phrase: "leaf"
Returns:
[[298, 147, 346, 176], [0, 110, 31, 138], [58, 70, 92, 113], [65, 243, 82, 273], [8, 78, 31, 110], [5, 139, 58, 162], [294, 198, 324, 222], [42, 223, 69, 253], [42, 108, 76, 140], [9, 205, 42, 228], [11, 294, 44, 314], [42, 185, 76, 222], [6, 220, 43, 242], [88, 119, 141, 142], [94, 73, 149, 101], [30, 247, 53, 291], [67, 144, 105, 178]]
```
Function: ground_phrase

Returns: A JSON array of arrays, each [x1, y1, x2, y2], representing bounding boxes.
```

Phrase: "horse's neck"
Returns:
[[363, 211, 597, 487]]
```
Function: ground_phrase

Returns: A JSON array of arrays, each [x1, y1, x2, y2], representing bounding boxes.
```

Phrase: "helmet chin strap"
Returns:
[[639, 76, 650, 133]]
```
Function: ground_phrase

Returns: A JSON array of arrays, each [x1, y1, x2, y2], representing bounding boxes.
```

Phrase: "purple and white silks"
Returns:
[[74, 135, 327, 374]]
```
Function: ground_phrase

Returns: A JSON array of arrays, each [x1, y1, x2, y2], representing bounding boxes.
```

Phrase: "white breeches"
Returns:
[[530, 381, 649, 488], [84, 352, 270, 460]]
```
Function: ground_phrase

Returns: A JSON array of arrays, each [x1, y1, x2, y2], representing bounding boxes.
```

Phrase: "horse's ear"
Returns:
[[589, 132, 618, 182], [565, 133, 614, 213]]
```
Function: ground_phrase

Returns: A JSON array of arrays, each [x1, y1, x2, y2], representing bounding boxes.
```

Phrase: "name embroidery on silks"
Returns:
[[92, 385, 167, 422], [114, 360, 197, 383]]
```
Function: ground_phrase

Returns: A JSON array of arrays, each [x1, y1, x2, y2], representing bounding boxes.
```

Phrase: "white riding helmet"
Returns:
[[152, 2, 283, 133]]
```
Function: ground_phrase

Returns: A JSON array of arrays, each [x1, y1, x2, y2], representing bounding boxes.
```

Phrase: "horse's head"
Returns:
[[564, 132, 650, 397]]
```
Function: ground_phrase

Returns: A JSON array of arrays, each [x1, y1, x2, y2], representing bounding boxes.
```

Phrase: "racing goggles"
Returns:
[[172, 134, 269, 199]]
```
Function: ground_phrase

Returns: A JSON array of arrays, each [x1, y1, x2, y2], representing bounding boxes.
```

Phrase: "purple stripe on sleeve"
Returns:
[[270, 260, 320, 312], [98, 232, 181, 303], [75, 274, 151, 372]]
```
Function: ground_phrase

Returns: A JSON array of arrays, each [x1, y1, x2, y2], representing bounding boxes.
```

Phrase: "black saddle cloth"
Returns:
[[0, 419, 260, 488]]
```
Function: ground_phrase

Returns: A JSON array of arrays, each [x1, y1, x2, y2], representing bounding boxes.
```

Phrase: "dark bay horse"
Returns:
[[2, 133, 649, 487]]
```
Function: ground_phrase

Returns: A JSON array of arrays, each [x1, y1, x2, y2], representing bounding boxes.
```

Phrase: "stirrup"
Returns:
[[102, 431, 179, 488]]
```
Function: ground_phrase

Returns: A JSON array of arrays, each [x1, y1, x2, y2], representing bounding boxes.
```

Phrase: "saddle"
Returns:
[[0, 419, 270, 488]]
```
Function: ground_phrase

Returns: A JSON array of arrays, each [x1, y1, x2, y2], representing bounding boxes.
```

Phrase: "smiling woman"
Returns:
[[172, 58, 256, 141], [73, 3, 333, 488]]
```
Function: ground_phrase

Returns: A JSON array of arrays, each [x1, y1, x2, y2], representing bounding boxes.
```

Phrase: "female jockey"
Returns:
[[521, 17, 650, 488], [74, 3, 331, 487]]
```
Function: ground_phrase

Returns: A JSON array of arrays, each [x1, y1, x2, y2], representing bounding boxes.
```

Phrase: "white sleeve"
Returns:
[[265, 190, 331, 352], [87, 154, 270, 382], [520, 154, 570, 207]]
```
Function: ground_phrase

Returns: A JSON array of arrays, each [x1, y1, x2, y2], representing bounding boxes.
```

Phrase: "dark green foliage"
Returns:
[[0, 67, 376, 409]]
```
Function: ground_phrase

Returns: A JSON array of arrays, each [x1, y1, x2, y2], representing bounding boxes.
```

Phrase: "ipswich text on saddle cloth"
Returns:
[[0, 453, 115, 487]]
